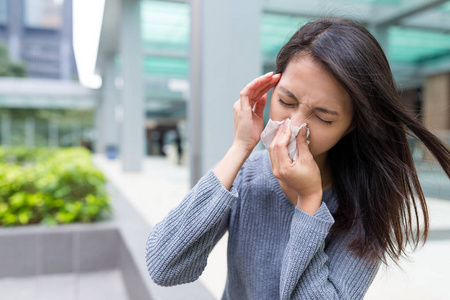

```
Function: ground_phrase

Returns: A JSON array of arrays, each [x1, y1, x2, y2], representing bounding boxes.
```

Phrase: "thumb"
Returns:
[[296, 124, 311, 157]]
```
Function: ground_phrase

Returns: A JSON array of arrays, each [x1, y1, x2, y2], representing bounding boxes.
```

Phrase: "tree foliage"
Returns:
[[0, 43, 26, 77]]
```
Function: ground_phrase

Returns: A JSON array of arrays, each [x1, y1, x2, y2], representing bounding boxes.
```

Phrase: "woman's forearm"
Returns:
[[213, 72, 279, 191], [213, 144, 251, 190]]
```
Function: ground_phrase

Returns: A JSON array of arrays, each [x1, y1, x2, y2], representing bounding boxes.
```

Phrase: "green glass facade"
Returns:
[[139, 0, 450, 105]]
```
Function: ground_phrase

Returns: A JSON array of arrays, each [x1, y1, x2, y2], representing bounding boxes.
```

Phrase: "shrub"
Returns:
[[0, 147, 111, 226]]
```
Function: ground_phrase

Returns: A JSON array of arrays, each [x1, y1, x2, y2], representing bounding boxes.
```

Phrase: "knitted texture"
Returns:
[[146, 150, 380, 299]]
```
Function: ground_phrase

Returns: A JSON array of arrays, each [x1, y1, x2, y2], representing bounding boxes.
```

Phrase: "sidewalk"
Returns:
[[93, 155, 227, 300], [0, 270, 128, 300], [93, 154, 450, 300]]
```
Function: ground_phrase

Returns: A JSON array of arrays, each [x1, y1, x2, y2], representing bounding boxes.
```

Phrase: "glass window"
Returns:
[[261, 13, 309, 63], [141, 0, 190, 54], [24, 0, 64, 29], [389, 26, 450, 64]]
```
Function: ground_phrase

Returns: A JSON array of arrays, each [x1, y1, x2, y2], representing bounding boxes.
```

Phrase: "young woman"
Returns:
[[146, 18, 450, 299]]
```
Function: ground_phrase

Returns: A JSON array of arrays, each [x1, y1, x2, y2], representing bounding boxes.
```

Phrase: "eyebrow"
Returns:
[[279, 86, 340, 117], [279, 87, 299, 102]]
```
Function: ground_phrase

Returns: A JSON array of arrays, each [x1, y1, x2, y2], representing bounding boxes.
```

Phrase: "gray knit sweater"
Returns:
[[146, 150, 380, 299]]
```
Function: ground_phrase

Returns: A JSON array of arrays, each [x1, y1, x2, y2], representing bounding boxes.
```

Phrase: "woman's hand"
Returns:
[[233, 72, 281, 155], [269, 121, 323, 215], [213, 72, 280, 190]]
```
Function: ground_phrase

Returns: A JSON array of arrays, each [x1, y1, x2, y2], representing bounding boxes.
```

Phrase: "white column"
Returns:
[[8, 0, 22, 62], [1, 113, 11, 146], [189, 0, 262, 186], [94, 100, 105, 153], [103, 56, 120, 154], [25, 116, 35, 147], [120, 0, 144, 171], [60, 0, 73, 79]]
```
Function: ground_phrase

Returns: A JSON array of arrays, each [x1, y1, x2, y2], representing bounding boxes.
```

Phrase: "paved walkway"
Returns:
[[0, 270, 128, 300], [93, 154, 450, 300]]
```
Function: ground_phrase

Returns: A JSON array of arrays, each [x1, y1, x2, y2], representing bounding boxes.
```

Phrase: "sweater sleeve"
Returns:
[[145, 170, 239, 286], [280, 202, 380, 300]]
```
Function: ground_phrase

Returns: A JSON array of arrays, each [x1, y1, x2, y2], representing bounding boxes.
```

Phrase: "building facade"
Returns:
[[0, 0, 77, 80]]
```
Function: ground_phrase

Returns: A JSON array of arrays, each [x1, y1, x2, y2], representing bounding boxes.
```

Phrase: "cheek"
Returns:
[[269, 100, 284, 121], [307, 128, 341, 157]]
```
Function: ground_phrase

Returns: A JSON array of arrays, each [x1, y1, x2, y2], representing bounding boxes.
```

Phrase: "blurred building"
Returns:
[[0, 0, 448, 181], [0, 0, 78, 80], [0, 0, 94, 150], [94, 0, 450, 183]]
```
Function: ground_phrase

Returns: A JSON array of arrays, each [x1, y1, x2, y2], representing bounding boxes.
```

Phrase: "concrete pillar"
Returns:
[[1, 113, 11, 146], [60, 0, 73, 80], [8, 0, 22, 62], [25, 116, 35, 147], [189, 0, 262, 186], [49, 120, 59, 148], [94, 101, 105, 153], [101, 56, 120, 154], [120, 0, 144, 171]]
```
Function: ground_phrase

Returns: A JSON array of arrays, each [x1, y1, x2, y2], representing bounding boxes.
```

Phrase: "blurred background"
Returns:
[[0, 0, 449, 299]]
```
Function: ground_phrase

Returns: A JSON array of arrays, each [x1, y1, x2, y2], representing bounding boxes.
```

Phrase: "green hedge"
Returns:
[[0, 147, 111, 226]]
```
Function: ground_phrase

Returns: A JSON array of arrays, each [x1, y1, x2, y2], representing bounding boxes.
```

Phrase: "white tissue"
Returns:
[[260, 118, 309, 161]]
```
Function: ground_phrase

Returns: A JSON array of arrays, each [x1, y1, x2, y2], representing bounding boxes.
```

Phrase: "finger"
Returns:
[[296, 124, 312, 159], [233, 99, 241, 115], [239, 84, 253, 111], [269, 124, 284, 174], [275, 121, 294, 168], [253, 94, 267, 118], [270, 121, 292, 176], [247, 72, 276, 107], [240, 72, 274, 109], [252, 74, 281, 103], [254, 74, 281, 105]]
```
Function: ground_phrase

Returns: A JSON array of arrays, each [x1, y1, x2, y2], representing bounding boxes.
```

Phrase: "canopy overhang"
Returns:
[[0, 78, 99, 110]]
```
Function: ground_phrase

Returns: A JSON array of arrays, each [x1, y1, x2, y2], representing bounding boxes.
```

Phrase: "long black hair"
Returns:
[[275, 18, 450, 264]]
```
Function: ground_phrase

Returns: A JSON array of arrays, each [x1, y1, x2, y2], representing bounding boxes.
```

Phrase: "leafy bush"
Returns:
[[0, 147, 111, 226]]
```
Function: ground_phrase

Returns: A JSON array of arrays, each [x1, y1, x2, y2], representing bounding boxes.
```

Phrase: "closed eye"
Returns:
[[278, 98, 295, 107], [316, 115, 332, 125], [279, 97, 333, 125]]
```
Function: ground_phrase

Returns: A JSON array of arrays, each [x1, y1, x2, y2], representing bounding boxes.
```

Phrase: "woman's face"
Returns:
[[270, 54, 353, 161]]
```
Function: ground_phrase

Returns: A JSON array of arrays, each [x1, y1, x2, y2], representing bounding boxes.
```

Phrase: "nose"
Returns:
[[288, 111, 307, 127]]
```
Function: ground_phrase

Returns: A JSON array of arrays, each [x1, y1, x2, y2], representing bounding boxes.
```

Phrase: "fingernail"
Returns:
[[265, 71, 273, 76], [273, 73, 281, 78]]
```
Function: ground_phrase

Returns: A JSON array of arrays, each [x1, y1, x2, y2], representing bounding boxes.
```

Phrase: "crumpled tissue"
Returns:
[[260, 118, 309, 161]]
